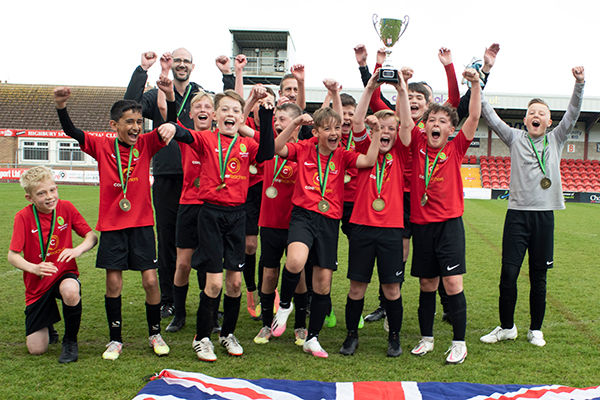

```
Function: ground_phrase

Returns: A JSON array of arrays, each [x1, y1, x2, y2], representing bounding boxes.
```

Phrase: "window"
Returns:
[[58, 141, 84, 162], [22, 141, 49, 161]]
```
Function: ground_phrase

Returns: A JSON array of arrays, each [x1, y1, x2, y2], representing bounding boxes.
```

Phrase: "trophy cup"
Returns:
[[372, 14, 409, 83]]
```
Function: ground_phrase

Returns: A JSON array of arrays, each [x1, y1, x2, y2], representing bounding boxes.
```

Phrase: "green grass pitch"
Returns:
[[0, 183, 598, 399]]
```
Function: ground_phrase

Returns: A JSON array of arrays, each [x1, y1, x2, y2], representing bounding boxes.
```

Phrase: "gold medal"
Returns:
[[216, 182, 226, 191], [265, 186, 278, 199], [372, 198, 385, 211], [119, 198, 131, 212], [540, 177, 552, 190], [318, 199, 330, 213], [421, 193, 428, 207], [249, 164, 258, 175], [193, 177, 200, 188], [344, 174, 351, 184]]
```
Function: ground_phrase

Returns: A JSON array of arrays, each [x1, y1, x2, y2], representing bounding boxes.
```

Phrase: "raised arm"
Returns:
[[256, 105, 275, 163], [291, 64, 306, 110], [156, 53, 173, 120], [54, 87, 85, 146], [124, 51, 158, 120], [215, 55, 235, 91], [461, 68, 481, 141], [157, 74, 177, 123], [457, 43, 500, 121], [369, 48, 394, 112], [352, 72, 382, 133], [234, 54, 247, 97], [243, 84, 268, 123], [438, 47, 460, 108], [392, 75, 414, 146], [275, 114, 313, 157], [354, 44, 372, 87], [356, 116, 382, 168], [323, 79, 343, 119], [552, 66, 585, 143]]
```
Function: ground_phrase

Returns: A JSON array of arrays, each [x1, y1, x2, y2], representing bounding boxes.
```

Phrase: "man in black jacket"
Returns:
[[124, 48, 234, 319]]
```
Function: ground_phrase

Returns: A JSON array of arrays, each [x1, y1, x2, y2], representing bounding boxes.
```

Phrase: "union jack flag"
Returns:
[[133, 369, 600, 400]]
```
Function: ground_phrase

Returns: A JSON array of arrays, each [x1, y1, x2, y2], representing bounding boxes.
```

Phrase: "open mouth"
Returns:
[[411, 106, 419, 112], [431, 129, 441, 139], [532, 120, 541, 128], [342, 122, 351, 128], [224, 118, 236, 128], [198, 114, 208, 121], [380, 136, 391, 146], [275, 127, 283, 134], [128, 132, 139, 141], [327, 136, 339, 146]]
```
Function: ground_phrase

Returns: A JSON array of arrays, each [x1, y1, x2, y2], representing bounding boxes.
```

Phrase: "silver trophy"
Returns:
[[372, 14, 409, 83]]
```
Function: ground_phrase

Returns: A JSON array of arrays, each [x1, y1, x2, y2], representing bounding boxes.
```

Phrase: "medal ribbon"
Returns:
[[218, 133, 238, 183], [424, 144, 447, 192], [345, 131, 354, 151], [316, 145, 334, 198], [32, 207, 56, 262], [115, 139, 134, 197], [375, 154, 387, 197], [527, 135, 549, 176], [176, 85, 193, 117], [271, 156, 288, 185]]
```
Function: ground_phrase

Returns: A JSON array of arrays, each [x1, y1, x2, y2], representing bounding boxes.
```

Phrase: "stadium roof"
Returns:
[[1, 83, 599, 132], [0, 83, 126, 131]]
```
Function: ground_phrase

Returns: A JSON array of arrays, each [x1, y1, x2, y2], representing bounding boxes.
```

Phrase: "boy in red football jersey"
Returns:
[[163, 89, 274, 362], [8, 166, 97, 363], [407, 68, 481, 364], [270, 99, 381, 358], [253, 102, 310, 346], [53, 87, 176, 360], [339, 71, 412, 357], [167, 90, 216, 333]]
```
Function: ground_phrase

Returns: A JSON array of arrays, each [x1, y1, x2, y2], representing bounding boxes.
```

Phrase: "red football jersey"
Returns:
[[82, 131, 165, 231], [185, 128, 259, 207], [258, 156, 298, 229], [178, 121, 203, 205], [350, 129, 407, 228], [285, 136, 360, 219], [409, 126, 471, 224], [342, 132, 358, 203], [10, 200, 92, 305]]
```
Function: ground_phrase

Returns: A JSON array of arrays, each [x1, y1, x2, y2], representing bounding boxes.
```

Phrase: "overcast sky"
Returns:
[[2, 0, 598, 98]]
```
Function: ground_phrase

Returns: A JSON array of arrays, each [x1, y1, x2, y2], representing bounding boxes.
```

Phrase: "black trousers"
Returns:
[[153, 174, 183, 305], [500, 209, 554, 331]]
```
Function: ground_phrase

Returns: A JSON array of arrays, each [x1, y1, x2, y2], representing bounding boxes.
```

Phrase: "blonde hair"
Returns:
[[374, 109, 399, 125], [191, 91, 214, 108], [20, 166, 54, 194]]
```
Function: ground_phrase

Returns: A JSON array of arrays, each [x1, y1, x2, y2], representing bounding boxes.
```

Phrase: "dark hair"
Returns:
[[279, 74, 296, 91], [276, 102, 303, 119], [340, 93, 357, 107], [423, 103, 459, 127], [408, 82, 431, 103], [110, 100, 142, 121]]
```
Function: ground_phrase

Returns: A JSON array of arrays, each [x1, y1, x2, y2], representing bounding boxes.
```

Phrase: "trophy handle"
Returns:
[[372, 14, 381, 40], [399, 15, 410, 38]]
